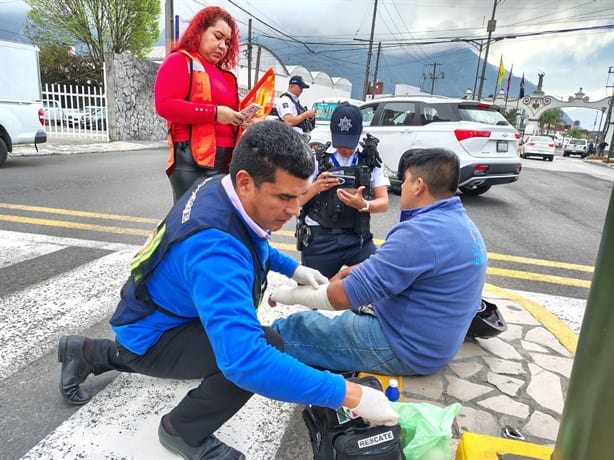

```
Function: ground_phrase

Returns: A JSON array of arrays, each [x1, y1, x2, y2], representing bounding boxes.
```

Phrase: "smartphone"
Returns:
[[241, 103, 262, 118], [333, 174, 356, 188]]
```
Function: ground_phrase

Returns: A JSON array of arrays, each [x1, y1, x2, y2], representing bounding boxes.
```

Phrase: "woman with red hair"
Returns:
[[155, 6, 251, 202]]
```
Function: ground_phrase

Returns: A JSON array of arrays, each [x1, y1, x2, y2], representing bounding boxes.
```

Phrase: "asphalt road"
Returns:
[[1, 147, 612, 458], [1, 147, 612, 300]]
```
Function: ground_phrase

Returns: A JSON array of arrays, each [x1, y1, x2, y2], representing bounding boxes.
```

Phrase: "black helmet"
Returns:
[[466, 299, 507, 339]]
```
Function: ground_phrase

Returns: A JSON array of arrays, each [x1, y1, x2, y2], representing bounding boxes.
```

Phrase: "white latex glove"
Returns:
[[347, 385, 400, 427], [270, 284, 335, 311], [292, 265, 328, 289]]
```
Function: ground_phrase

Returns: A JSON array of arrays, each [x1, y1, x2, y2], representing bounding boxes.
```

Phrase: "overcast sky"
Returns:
[[3, 0, 612, 128], [172, 0, 614, 129]]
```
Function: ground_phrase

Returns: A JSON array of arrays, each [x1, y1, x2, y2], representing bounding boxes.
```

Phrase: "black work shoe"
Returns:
[[158, 419, 246, 460], [58, 335, 93, 405]]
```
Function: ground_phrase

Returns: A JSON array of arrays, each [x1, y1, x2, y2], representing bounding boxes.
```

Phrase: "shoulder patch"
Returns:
[[282, 102, 289, 109]]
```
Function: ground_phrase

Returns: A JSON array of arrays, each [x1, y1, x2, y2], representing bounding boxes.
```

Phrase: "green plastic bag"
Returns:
[[391, 402, 461, 460]]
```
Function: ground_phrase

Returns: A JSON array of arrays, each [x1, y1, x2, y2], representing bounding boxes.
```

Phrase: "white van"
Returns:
[[0, 40, 47, 167]]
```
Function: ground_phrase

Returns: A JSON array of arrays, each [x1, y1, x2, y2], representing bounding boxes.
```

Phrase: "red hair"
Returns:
[[173, 6, 240, 70]]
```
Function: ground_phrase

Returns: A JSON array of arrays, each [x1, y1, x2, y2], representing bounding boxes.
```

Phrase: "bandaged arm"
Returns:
[[270, 281, 351, 311]]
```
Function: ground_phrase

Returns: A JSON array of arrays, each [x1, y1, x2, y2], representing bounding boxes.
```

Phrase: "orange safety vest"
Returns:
[[166, 50, 238, 174]]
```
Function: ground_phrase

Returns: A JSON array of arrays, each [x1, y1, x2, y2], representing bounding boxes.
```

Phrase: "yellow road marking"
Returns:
[[0, 215, 151, 236], [487, 252, 593, 273], [0, 203, 159, 224], [0, 206, 595, 289], [484, 283, 578, 355], [487, 267, 591, 288]]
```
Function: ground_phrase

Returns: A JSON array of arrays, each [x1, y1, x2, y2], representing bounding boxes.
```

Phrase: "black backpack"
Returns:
[[302, 375, 403, 460]]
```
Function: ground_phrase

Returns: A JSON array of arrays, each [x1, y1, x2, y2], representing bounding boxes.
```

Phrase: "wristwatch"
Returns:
[[359, 200, 370, 213]]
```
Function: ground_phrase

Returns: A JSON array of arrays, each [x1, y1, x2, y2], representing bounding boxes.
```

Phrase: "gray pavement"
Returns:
[[10, 139, 167, 157], [9, 139, 578, 457], [275, 284, 575, 458]]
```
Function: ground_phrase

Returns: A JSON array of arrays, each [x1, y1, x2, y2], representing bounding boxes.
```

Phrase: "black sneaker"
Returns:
[[158, 418, 246, 460]]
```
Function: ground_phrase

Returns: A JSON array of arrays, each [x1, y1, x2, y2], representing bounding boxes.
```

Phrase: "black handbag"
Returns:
[[302, 375, 403, 460]]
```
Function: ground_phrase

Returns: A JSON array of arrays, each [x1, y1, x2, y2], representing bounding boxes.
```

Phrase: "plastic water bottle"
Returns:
[[385, 378, 400, 402]]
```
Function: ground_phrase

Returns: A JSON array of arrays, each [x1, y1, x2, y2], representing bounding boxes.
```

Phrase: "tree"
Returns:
[[38, 44, 103, 86], [25, 0, 160, 73], [562, 126, 585, 139], [538, 108, 562, 135], [501, 108, 519, 127]]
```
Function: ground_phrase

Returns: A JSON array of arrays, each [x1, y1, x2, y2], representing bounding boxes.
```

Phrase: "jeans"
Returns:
[[271, 309, 416, 376]]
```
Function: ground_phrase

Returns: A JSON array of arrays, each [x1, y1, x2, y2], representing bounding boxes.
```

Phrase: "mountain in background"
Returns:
[[260, 38, 537, 102]]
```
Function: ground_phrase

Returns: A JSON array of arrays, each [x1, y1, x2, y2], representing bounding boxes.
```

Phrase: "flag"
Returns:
[[506, 64, 513, 96], [240, 67, 276, 119], [519, 73, 525, 98], [237, 68, 276, 140], [497, 56, 505, 88]]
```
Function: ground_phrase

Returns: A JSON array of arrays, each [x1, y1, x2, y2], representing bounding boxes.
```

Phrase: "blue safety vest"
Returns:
[[110, 176, 268, 326]]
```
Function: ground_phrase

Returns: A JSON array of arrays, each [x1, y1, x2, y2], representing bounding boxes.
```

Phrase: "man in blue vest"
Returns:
[[57, 121, 398, 459]]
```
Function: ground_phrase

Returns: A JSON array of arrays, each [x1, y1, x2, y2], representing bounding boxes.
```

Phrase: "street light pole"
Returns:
[[477, 0, 501, 100], [164, 0, 174, 55]]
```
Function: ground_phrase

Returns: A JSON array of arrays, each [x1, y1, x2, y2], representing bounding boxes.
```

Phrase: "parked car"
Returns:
[[81, 107, 107, 130], [309, 95, 521, 196], [0, 40, 47, 168], [520, 135, 556, 161], [563, 139, 588, 158], [42, 99, 63, 124], [69, 105, 104, 128]]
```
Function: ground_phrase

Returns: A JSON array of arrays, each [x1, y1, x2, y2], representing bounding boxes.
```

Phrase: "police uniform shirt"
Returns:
[[276, 93, 305, 134], [304, 146, 390, 227]]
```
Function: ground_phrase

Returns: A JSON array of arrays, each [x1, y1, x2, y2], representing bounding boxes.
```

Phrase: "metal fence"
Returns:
[[41, 83, 108, 141]]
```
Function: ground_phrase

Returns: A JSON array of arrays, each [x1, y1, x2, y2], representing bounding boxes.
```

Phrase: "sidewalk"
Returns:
[[23, 274, 577, 459], [276, 282, 576, 459], [10, 139, 166, 157]]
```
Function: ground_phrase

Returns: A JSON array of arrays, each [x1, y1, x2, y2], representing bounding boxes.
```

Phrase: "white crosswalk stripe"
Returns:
[[0, 230, 308, 459]]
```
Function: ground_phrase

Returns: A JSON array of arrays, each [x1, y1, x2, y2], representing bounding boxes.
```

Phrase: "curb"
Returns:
[[483, 282, 578, 355], [10, 141, 167, 157]]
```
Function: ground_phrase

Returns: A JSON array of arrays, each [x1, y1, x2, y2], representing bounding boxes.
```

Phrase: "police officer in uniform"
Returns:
[[276, 75, 316, 138], [297, 104, 389, 278]]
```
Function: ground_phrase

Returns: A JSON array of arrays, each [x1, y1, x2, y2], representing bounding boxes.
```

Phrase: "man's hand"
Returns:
[[269, 285, 334, 310], [292, 265, 329, 289], [347, 385, 399, 426]]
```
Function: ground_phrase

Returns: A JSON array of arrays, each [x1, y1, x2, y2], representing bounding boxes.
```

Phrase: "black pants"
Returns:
[[168, 143, 233, 203], [89, 321, 283, 447], [301, 227, 376, 278]]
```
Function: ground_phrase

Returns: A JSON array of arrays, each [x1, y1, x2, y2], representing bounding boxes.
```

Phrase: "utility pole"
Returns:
[[362, 0, 378, 100], [424, 63, 444, 95], [370, 42, 382, 98], [477, 0, 500, 100], [164, 0, 174, 55], [247, 19, 253, 90]]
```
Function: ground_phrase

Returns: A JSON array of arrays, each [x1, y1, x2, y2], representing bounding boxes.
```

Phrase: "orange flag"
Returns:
[[240, 68, 276, 120]]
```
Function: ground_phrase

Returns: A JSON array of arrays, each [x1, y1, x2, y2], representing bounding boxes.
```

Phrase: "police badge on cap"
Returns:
[[330, 104, 363, 149]]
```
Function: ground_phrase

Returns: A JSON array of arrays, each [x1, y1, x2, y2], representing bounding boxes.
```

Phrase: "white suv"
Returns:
[[563, 138, 588, 158], [309, 95, 522, 196]]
